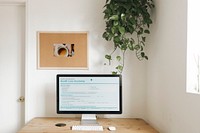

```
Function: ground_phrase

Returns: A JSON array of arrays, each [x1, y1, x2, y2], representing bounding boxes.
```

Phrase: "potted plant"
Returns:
[[102, 0, 154, 74]]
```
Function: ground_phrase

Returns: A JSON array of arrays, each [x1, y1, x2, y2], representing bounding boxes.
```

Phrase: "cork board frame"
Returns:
[[37, 31, 88, 69]]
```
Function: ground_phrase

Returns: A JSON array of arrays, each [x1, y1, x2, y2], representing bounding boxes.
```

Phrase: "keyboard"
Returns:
[[71, 125, 103, 131]]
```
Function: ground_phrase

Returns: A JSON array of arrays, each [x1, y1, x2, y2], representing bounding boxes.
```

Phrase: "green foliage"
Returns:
[[103, 0, 154, 74]]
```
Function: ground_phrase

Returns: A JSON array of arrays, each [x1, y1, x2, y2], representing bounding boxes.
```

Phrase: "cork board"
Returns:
[[37, 32, 88, 69]]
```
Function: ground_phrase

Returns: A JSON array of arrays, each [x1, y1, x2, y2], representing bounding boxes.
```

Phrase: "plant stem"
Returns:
[[120, 50, 126, 74], [108, 47, 117, 65]]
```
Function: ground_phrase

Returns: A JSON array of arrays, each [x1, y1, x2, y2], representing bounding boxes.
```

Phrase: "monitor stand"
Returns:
[[80, 114, 98, 125]]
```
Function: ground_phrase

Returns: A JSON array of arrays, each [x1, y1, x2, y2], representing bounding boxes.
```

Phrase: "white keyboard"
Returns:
[[72, 125, 103, 131]]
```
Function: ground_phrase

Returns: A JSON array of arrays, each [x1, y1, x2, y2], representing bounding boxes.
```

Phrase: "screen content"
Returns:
[[58, 76, 120, 112]]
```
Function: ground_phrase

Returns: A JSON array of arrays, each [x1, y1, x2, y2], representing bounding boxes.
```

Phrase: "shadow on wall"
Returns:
[[45, 84, 56, 116]]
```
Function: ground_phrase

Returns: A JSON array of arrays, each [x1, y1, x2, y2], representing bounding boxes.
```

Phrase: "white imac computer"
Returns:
[[56, 74, 122, 125]]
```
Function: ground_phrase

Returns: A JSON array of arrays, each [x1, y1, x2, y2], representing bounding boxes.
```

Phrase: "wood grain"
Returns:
[[18, 117, 159, 133]]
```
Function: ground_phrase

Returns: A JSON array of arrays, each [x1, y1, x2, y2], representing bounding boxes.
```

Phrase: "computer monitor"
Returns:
[[56, 74, 122, 125]]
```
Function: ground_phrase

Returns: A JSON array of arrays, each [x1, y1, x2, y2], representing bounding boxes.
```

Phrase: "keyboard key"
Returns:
[[72, 125, 103, 131]]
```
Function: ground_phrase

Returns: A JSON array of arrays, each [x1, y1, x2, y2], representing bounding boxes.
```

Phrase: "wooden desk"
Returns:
[[18, 117, 159, 133]]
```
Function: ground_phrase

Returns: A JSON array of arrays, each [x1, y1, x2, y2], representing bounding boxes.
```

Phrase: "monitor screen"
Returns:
[[56, 74, 122, 114]]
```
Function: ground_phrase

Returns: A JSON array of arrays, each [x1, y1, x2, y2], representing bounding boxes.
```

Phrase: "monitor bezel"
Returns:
[[56, 74, 122, 114]]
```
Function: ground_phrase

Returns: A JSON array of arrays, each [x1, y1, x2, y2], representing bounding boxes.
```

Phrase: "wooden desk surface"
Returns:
[[18, 117, 159, 133]]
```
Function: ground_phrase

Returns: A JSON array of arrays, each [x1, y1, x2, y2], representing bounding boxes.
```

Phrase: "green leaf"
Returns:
[[137, 28, 143, 35], [102, 32, 107, 39], [105, 55, 112, 60], [121, 44, 127, 50], [114, 21, 119, 26], [128, 43, 134, 51], [140, 46, 144, 51], [134, 44, 140, 50], [112, 71, 118, 75], [129, 17, 136, 25], [146, 18, 153, 24], [142, 37, 146, 42], [116, 65, 123, 73], [114, 43, 119, 48], [140, 41, 145, 46], [144, 56, 148, 60], [127, 25, 134, 34], [121, 13, 126, 20], [116, 56, 121, 61], [111, 27, 115, 34], [102, 32, 111, 41], [114, 36, 120, 43], [109, 33, 115, 40], [144, 29, 150, 34], [119, 27, 125, 35], [103, 31, 114, 41], [141, 52, 145, 57], [109, 15, 119, 20]]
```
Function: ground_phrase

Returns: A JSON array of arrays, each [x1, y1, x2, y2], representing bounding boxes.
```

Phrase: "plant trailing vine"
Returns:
[[102, 0, 154, 74]]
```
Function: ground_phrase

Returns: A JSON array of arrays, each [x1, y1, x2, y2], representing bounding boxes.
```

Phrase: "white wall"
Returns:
[[26, 0, 146, 122], [146, 0, 200, 133], [0, 4, 25, 133]]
